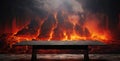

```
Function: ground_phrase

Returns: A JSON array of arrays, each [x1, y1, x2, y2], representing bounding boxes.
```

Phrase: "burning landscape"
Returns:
[[0, 0, 120, 53]]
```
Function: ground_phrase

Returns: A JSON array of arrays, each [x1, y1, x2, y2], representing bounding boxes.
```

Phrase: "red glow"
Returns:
[[5, 12, 111, 45]]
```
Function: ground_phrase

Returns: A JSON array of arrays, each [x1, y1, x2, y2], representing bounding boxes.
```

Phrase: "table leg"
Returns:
[[31, 46, 37, 61], [84, 46, 89, 61]]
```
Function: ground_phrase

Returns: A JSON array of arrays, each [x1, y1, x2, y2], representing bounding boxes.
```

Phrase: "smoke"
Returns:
[[33, 0, 84, 13]]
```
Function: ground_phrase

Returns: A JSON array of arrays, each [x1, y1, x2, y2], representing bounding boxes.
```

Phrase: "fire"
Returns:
[[9, 11, 110, 43], [84, 13, 110, 42], [68, 14, 79, 26], [0, 0, 112, 50], [1, 0, 118, 54]]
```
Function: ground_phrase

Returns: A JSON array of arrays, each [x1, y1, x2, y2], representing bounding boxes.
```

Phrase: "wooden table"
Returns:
[[14, 40, 105, 61]]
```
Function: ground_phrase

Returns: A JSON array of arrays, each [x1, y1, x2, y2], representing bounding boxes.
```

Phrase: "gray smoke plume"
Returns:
[[33, 0, 84, 13]]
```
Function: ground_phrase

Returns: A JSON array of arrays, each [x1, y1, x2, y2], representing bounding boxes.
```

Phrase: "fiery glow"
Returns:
[[1, 7, 112, 48], [0, 0, 112, 48], [0, 10, 113, 54], [1, 0, 120, 54], [7, 11, 111, 44]]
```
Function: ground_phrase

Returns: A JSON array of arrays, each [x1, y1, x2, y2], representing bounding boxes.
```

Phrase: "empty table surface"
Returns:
[[15, 40, 105, 46]]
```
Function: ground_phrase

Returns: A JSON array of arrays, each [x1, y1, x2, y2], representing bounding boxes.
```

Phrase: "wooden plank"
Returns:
[[14, 40, 105, 46]]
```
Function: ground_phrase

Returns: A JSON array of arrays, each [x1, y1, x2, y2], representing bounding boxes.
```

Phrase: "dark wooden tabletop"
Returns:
[[14, 40, 105, 46]]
